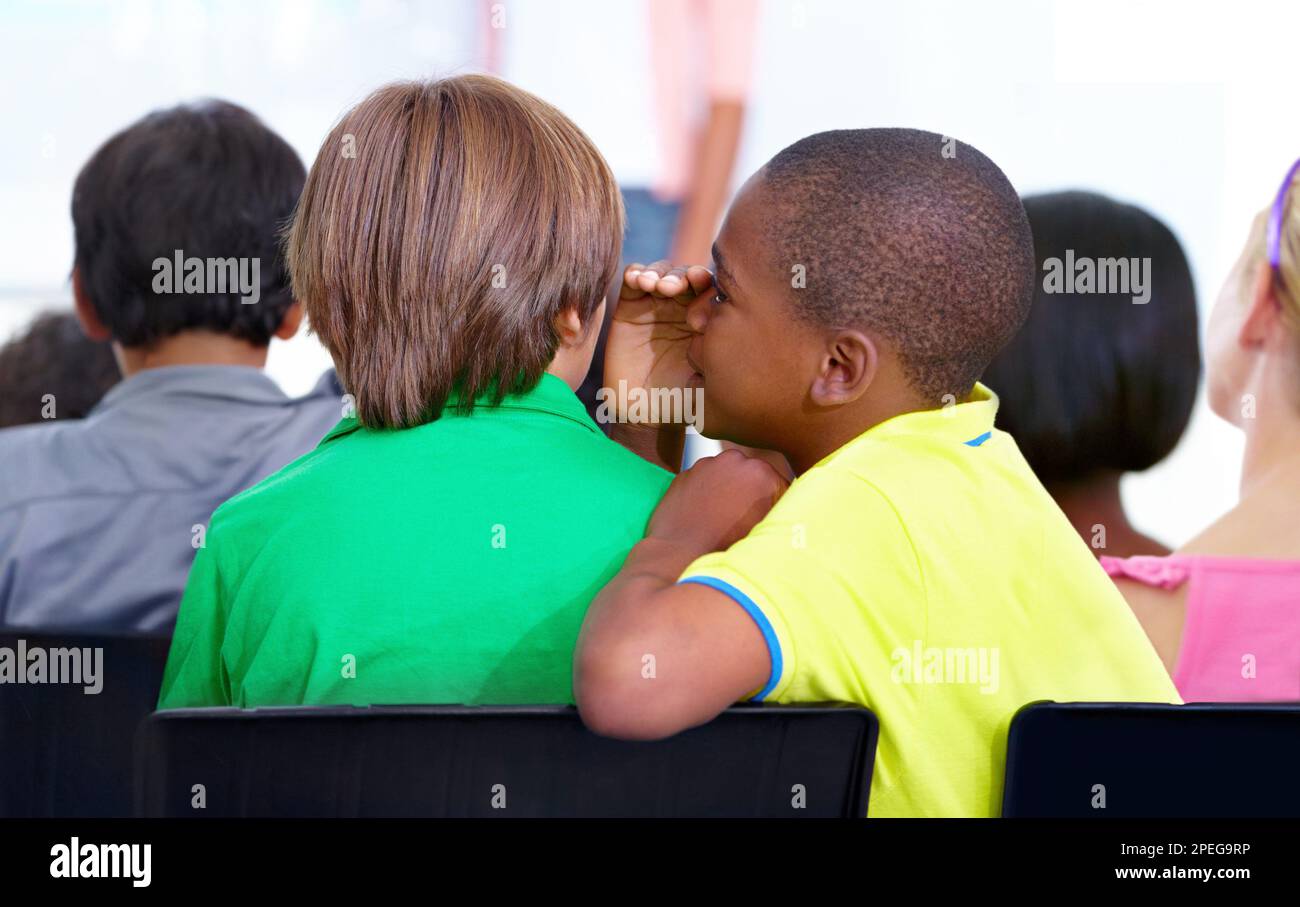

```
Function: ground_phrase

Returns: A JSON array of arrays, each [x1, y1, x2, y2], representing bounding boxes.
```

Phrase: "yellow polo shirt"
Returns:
[[679, 383, 1178, 817]]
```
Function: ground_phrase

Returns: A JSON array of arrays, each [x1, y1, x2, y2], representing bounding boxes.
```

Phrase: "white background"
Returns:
[[3, 0, 1299, 547]]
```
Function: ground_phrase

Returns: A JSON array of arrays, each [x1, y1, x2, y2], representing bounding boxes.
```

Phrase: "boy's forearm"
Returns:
[[575, 536, 711, 738], [608, 423, 686, 473], [584, 537, 701, 629], [577, 534, 768, 740], [576, 538, 701, 681], [620, 536, 702, 585]]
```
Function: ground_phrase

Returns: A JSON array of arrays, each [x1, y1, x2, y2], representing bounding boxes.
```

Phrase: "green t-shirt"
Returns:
[[158, 374, 672, 709]]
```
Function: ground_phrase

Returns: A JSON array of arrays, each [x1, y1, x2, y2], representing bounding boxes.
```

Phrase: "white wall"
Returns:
[[4, 0, 1298, 545]]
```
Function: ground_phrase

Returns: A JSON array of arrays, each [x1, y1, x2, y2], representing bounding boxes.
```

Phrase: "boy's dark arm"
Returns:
[[574, 537, 769, 740], [574, 450, 787, 739]]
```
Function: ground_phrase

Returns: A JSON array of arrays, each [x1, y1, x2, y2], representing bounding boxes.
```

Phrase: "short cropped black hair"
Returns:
[[758, 128, 1035, 402], [0, 310, 120, 428], [71, 100, 305, 347], [982, 191, 1200, 484]]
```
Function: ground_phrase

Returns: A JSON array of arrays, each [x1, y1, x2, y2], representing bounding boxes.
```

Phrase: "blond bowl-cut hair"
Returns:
[[286, 75, 624, 428]]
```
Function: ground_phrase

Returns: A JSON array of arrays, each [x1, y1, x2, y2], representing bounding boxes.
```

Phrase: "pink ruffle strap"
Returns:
[[1099, 555, 1191, 590]]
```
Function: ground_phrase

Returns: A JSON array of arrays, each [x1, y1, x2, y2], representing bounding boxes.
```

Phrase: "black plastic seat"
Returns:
[[0, 628, 172, 817], [1002, 700, 1300, 817], [136, 703, 877, 817]]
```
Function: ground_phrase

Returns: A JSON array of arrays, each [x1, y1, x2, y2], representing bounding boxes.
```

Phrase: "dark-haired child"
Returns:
[[0, 101, 340, 630], [982, 191, 1200, 557]]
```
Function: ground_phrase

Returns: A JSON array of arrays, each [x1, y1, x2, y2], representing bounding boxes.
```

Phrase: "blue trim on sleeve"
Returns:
[[678, 575, 782, 701], [964, 430, 992, 447]]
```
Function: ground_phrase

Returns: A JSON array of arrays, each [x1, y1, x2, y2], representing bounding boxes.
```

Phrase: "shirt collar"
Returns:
[[815, 382, 1001, 468], [92, 365, 289, 415], [319, 372, 597, 444]]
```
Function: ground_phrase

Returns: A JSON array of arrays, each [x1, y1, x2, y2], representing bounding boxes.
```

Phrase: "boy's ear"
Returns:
[[71, 267, 112, 342], [274, 301, 305, 341], [553, 303, 595, 348], [809, 329, 878, 407]]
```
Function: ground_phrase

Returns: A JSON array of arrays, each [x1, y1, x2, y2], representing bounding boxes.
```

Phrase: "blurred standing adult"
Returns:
[[483, 0, 760, 445]]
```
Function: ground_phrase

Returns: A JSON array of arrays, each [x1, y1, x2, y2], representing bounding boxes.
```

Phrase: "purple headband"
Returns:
[[1267, 157, 1300, 270]]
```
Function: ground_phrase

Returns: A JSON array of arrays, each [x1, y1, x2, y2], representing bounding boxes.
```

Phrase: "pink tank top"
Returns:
[[1100, 555, 1300, 702]]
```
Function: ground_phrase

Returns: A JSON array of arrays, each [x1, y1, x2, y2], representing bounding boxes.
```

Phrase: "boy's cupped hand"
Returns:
[[603, 260, 712, 426], [647, 448, 790, 555]]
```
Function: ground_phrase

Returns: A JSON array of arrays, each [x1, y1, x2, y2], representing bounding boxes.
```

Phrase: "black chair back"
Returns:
[[1003, 701, 1300, 817], [0, 629, 172, 817], [136, 703, 877, 817]]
